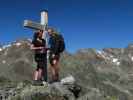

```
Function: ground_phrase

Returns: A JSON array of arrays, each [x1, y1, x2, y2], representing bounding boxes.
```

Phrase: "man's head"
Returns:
[[47, 28, 54, 36]]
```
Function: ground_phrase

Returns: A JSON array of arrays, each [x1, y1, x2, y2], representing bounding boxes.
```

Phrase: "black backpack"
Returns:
[[58, 34, 65, 53], [51, 34, 65, 53]]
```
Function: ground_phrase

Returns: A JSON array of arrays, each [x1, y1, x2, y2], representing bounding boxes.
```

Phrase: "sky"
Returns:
[[0, 0, 133, 53]]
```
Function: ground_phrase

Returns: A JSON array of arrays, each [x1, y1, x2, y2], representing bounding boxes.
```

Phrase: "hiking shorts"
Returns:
[[34, 53, 47, 70], [49, 53, 60, 65]]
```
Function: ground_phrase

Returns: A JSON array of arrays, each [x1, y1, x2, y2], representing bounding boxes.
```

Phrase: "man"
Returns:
[[31, 30, 47, 85], [47, 28, 65, 83]]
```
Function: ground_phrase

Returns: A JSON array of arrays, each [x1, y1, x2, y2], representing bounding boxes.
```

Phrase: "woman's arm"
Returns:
[[30, 45, 50, 50], [30, 44, 43, 50]]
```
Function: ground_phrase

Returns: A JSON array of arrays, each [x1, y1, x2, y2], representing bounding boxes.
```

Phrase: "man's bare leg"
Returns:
[[51, 60, 59, 81]]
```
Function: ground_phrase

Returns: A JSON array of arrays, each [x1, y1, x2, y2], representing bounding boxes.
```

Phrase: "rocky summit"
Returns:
[[0, 39, 133, 100]]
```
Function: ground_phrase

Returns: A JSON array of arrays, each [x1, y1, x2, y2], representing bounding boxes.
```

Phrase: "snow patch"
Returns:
[[112, 58, 120, 66], [116, 62, 120, 66], [97, 50, 120, 66], [2, 60, 6, 64], [96, 50, 102, 54], [131, 57, 133, 61], [27, 38, 32, 42], [110, 55, 114, 58], [112, 58, 118, 63], [2, 44, 11, 49], [0, 48, 2, 52], [96, 50, 106, 59], [15, 42, 21, 46]]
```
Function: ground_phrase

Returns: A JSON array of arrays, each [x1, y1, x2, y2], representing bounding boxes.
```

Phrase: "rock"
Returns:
[[11, 82, 76, 100], [77, 88, 105, 100], [61, 75, 75, 85]]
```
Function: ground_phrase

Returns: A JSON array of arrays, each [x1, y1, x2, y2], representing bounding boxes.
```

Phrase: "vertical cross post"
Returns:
[[23, 10, 48, 82], [40, 10, 48, 81], [41, 10, 48, 39]]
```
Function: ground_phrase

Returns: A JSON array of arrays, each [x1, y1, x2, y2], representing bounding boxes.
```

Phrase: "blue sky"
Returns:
[[0, 0, 133, 53]]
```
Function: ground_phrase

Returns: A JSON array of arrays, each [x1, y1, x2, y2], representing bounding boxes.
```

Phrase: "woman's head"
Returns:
[[33, 30, 43, 40]]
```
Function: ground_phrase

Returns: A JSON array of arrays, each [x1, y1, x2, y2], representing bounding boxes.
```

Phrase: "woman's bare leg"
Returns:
[[38, 68, 43, 80], [33, 70, 39, 80]]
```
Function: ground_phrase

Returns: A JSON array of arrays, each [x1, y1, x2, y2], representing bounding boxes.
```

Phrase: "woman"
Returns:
[[31, 30, 47, 84]]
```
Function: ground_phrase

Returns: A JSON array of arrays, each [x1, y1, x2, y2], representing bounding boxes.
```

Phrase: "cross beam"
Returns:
[[23, 10, 48, 31], [24, 20, 44, 30]]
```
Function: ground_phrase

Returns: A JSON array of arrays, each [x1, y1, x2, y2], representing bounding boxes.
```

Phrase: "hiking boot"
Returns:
[[32, 80, 43, 86], [49, 79, 60, 84]]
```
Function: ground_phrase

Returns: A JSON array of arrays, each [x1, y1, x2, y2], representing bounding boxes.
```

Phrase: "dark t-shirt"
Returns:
[[32, 38, 46, 54]]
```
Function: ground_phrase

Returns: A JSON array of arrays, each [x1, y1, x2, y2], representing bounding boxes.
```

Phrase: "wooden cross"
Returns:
[[23, 10, 48, 39], [23, 10, 48, 81]]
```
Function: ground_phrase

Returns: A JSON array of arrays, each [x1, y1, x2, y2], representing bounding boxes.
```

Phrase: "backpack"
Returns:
[[58, 34, 65, 53], [51, 34, 65, 53]]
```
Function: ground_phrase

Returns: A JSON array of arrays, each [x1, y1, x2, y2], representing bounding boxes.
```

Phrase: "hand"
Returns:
[[52, 54, 55, 58], [46, 48, 50, 50], [33, 47, 43, 50], [38, 47, 43, 49]]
